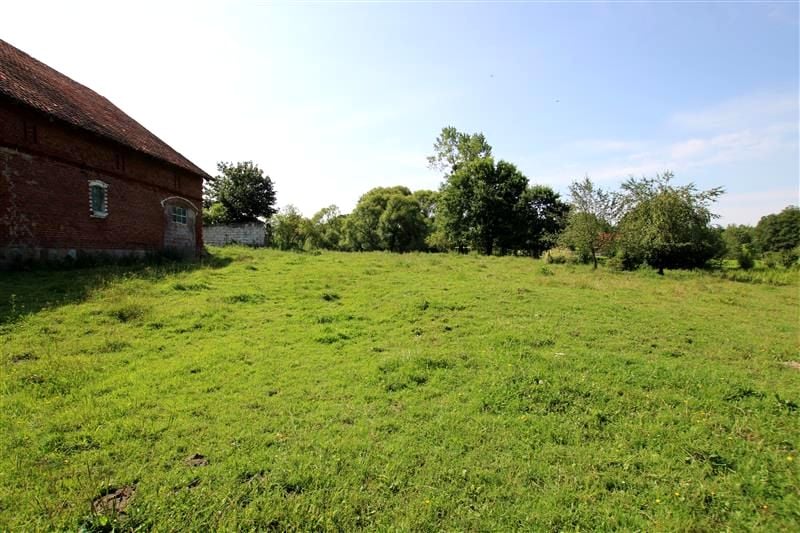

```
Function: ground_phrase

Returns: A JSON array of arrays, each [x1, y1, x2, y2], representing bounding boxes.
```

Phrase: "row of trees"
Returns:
[[202, 128, 798, 273], [558, 172, 727, 274], [267, 127, 572, 256], [270, 188, 431, 253], [719, 206, 800, 268]]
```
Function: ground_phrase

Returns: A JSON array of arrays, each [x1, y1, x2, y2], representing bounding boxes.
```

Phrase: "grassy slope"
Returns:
[[1, 248, 798, 531]]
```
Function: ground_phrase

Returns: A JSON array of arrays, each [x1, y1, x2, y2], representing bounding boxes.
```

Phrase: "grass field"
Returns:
[[1, 248, 798, 531]]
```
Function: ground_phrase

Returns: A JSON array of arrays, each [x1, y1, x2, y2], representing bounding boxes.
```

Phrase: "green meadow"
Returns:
[[1, 248, 798, 531]]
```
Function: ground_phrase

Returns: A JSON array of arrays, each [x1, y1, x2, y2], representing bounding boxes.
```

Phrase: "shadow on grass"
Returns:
[[0, 252, 232, 325]]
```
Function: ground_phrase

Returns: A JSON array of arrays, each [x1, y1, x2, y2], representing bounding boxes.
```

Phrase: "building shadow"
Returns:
[[0, 253, 232, 325]]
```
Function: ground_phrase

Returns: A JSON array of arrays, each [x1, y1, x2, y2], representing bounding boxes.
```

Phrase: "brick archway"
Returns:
[[161, 196, 198, 256]]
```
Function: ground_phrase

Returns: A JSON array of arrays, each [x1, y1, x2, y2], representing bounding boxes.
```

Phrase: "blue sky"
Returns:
[[2, 1, 798, 224]]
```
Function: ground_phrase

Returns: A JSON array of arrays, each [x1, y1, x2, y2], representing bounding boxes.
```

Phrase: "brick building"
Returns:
[[0, 39, 209, 264]]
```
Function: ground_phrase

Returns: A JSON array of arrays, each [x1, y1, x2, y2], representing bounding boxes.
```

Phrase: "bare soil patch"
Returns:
[[185, 453, 209, 466], [92, 485, 135, 514], [11, 352, 37, 363]]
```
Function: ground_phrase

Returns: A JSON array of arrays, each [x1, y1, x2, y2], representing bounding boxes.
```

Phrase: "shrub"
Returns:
[[781, 246, 800, 268], [606, 249, 641, 271], [735, 247, 754, 270], [763, 252, 781, 269], [203, 202, 230, 225], [544, 248, 579, 265]]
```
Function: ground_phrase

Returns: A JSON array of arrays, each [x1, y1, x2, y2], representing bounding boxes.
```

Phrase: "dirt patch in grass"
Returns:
[[11, 352, 37, 363], [92, 485, 135, 514], [782, 361, 800, 371], [172, 478, 201, 493], [185, 453, 209, 467]]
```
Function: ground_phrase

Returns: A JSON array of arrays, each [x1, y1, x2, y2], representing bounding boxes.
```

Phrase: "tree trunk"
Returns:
[[657, 266, 664, 276], [592, 249, 598, 269]]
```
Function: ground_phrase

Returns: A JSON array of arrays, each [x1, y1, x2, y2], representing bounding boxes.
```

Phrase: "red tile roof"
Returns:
[[0, 39, 209, 178]]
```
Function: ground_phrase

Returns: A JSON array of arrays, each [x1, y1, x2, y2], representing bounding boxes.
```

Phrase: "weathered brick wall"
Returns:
[[163, 201, 197, 255], [0, 99, 204, 263], [203, 223, 265, 247]]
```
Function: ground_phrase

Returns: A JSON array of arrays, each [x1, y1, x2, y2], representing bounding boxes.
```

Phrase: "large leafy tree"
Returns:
[[438, 157, 528, 255], [754, 205, 800, 253], [559, 177, 618, 268], [204, 161, 277, 223], [344, 186, 429, 252], [270, 205, 308, 250], [412, 190, 444, 251], [305, 205, 346, 251], [616, 172, 725, 274], [514, 185, 570, 258], [721, 224, 756, 258], [378, 195, 429, 253], [427, 126, 493, 175]]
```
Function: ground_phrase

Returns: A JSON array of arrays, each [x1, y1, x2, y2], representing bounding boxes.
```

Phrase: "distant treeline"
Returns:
[[203, 128, 800, 273]]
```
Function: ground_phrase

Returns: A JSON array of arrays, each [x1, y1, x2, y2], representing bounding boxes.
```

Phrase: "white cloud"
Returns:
[[716, 188, 800, 225], [533, 91, 798, 218], [669, 91, 798, 132]]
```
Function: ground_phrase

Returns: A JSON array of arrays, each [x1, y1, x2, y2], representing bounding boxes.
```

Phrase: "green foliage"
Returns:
[[204, 161, 277, 223], [270, 205, 308, 250], [412, 190, 440, 248], [344, 187, 429, 252], [412, 189, 438, 220], [431, 128, 567, 256], [426, 126, 492, 175], [305, 205, 346, 251], [780, 246, 800, 268], [1, 249, 798, 530], [560, 177, 618, 268], [735, 246, 755, 270], [755, 205, 800, 253], [763, 251, 781, 269], [721, 224, 755, 258], [438, 157, 529, 255], [616, 172, 725, 274], [514, 185, 570, 257], [202, 202, 230, 225], [378, 195, 429, 253], [544, 247, 580, 264]]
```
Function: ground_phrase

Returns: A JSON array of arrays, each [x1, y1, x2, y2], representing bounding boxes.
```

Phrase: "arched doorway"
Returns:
[[161, 196, 198, 256]]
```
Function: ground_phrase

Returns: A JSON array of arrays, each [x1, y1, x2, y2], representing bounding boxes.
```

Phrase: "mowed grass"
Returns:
[[1, 248, 798, 531]]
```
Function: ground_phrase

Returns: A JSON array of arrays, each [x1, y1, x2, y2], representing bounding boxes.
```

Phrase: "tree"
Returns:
[[204, 161, 277, 223], [411, 190, 445, 251], [305, 205, 346, 251], [343, 186, 430, 252], [721, 224, 756, 258], [754, 205, 800, 253], [202, 202, 230, 225], [270, 205, 308, 250], [427, 126, 493, 175], [412, 190, 438, 221], [559, 177, 618, 268], [513, 185, 570, 258], [616, 172, 725, 274], [437, 157, 528, 255], [378, 195, 429, 252]]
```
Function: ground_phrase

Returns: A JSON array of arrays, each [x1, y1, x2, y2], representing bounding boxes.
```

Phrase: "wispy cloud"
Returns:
[[538, 90, 798, 182], [716, 188, 799, 225], [669, 91, 798, 132]]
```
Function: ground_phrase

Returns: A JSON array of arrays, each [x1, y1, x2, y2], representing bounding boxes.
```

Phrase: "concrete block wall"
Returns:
[[203, 223, 265, 247]]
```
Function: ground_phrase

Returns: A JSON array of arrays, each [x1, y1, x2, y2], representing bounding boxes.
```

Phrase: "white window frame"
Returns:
[[171, 205, 187, 225], [88, 180, 108, 218]]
